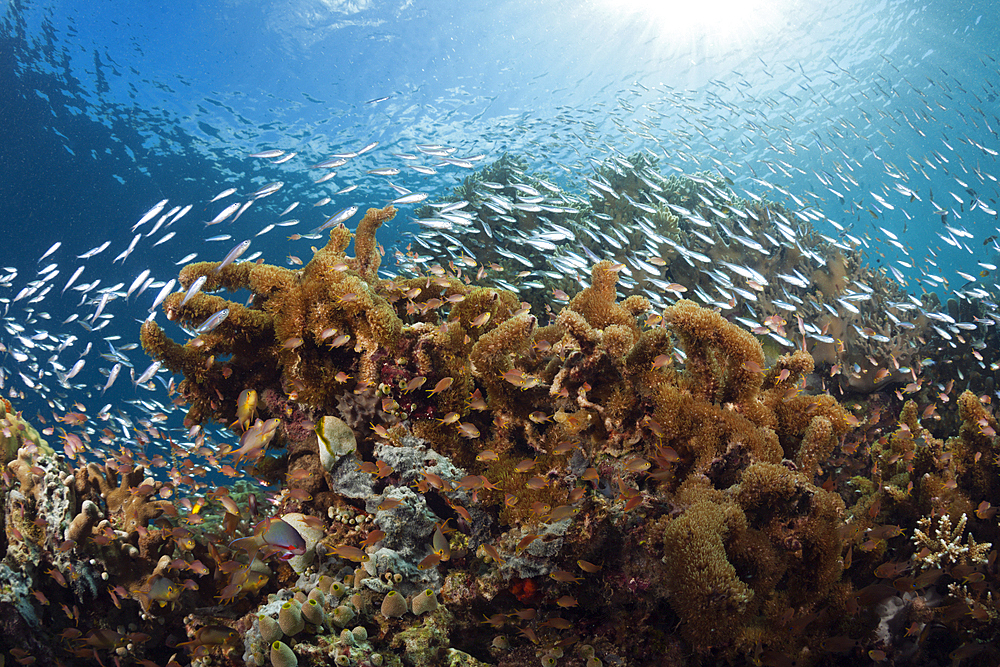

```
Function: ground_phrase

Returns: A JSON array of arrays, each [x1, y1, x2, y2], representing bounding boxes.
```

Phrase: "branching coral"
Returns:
[[660, 499, 753, 646], [662, 298, 766, 409], [140, 205, 403, 425], [134, 199, 867, 664], [911, 513, 991, 570]]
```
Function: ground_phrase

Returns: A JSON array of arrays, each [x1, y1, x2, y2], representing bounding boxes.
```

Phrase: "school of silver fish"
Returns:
[[2, 51, 999, 477]]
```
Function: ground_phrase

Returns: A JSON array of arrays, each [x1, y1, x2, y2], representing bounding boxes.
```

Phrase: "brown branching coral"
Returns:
[[349, 203, 396, 283], [660, 499, 753, 646], [735, 462, 846, 594], [140, 205, 403, 424], [658, 457, 847, 653], [469, 311, 538, 420], [565, 260, 647, 340], [952, 389, 1000, 502], [637, 300, 781, 471], [74, 463, 173, 539], [140, 204, 864, 664], [662, 299, 766, 409]]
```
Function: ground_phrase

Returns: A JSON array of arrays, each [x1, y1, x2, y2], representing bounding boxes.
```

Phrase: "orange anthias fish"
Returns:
[[225, 417, 280, 463], [233, 388, 257, 431]]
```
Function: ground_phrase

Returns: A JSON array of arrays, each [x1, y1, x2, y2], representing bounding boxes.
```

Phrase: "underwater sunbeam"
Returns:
[[602, 0, 788, 47]]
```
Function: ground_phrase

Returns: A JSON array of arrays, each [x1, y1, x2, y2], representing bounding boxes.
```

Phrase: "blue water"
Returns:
[[2, 0, 999, 442]]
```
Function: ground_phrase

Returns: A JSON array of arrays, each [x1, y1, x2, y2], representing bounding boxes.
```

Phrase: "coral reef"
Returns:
[[407, 153, 952, 403], [139, 204, 402, 426], [119, 208, 866, 665], [4, 159, 1000, 667]]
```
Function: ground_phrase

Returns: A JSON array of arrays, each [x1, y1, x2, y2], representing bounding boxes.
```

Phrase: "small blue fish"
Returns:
[[248, 149, 283, 159], [215, 240, 251, 274], [195, 308, 229, 333], [314, 206, 358, 233], [180, 276, 208, 307]]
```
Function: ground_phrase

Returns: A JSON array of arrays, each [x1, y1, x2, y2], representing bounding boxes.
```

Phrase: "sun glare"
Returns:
[[600, 0, 786, 47]]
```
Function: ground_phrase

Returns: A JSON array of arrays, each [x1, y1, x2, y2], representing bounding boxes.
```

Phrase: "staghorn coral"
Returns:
[[911, 513, 991, 570]]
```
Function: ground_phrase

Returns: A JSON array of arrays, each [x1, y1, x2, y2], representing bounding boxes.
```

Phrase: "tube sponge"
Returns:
[[259, 615, 282, 645], [316, 575, 335, 594], [331, 604, 355, 628], [380, 590, 407, 618], [278, 600, 305, 636], [410, 588, 439, 615], [307, 588, 325, 605], [301, 598, 325, 626], [270, 640, 297, 667]]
